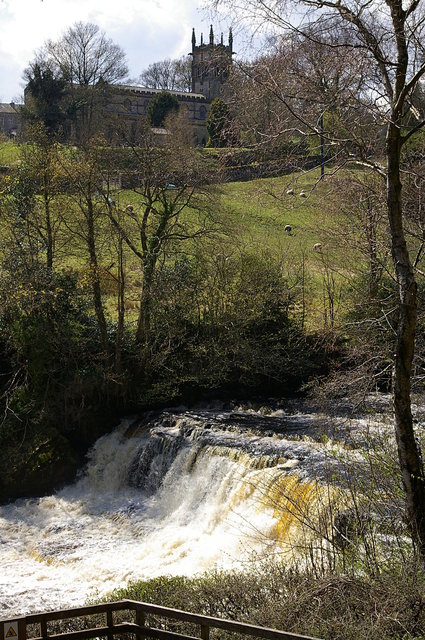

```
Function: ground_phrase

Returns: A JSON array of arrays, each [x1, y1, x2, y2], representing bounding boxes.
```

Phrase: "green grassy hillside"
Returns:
[[221, 169, 364, 330], [0, 141, 365, 332]]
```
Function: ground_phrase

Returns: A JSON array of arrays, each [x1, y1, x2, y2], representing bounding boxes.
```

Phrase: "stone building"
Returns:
[[19, 26, 233, 145], [0, 102, 23, 138], [104, 25, 233, 145], [104, 84, 210, 146]]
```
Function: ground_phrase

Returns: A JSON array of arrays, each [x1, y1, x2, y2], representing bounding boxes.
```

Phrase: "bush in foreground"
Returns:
[[98, 562, 425, 640]]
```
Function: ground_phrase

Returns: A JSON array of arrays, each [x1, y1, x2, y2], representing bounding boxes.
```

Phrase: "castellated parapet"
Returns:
[[105, 84, 210, 146]]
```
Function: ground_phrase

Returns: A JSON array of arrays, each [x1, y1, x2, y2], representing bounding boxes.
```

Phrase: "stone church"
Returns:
[[0, 26, 233, 145], [104, 25, 233, 146]]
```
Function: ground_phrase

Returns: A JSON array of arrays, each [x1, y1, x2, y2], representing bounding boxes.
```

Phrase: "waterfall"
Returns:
[[0, 404, 360, 619]]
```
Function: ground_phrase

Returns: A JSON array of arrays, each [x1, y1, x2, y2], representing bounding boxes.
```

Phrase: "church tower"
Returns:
[[190, 26, 233, 101]]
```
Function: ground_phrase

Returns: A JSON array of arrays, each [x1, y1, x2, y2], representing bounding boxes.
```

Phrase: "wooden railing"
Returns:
[[0, 600, 321, 640]]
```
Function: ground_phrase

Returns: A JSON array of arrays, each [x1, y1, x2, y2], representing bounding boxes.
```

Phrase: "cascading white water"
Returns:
[[0, 404, 369, 619]]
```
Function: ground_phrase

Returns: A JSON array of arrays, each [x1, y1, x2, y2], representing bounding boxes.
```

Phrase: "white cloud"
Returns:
[[0, 0, 214, 101]]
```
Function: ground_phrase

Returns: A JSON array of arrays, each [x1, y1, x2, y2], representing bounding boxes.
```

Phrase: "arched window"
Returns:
[[199, 105, 207, 120]]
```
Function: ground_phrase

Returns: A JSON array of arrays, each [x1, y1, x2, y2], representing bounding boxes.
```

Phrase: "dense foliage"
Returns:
[[206, 97, 236, 147], [146, 91, 180, 127], [100, 561, 425, 640], [24, 64, 68, 135]]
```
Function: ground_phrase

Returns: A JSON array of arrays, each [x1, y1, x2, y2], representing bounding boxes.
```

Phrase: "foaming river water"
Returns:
[[0, 403, 373, 618]]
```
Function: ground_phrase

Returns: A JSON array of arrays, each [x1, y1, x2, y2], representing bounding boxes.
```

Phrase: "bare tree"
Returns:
[[103, 119, 217, 355], [59, 142, 109, 356], [174, 56, 192, 92], [213, 0, 425, 555], [42, 21, 128, 86], [19, 125, 65, 271], [225, 26, 376, 157], [32, 22, 129, 142], [139, 56, 192, 92]]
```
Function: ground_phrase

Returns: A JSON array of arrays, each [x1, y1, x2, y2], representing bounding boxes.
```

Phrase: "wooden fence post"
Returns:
[[18, 619, 27, 640], [135, 607, 145, 640], [40, 620, 47, 640], [201, 624, 210, 640], [106, 608, 114, 640]]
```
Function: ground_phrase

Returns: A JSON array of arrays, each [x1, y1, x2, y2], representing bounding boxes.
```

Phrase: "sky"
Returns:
[[0, 0, 233, 103]]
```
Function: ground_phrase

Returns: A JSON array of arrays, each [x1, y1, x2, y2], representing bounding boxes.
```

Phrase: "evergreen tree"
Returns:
[[23, 63, 67, 136], [206, 97, 235, 147], [146, 91, 180, 127]]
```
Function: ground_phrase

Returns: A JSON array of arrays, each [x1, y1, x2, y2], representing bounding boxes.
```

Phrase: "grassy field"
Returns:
[[0, 142, 366, 331], [221, 168, 362, 329], [223, 168, 334, 252], [0, 140, 22, 166]]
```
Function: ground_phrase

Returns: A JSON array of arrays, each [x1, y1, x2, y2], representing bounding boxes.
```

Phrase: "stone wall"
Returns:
[[105, 84, 209, 146]]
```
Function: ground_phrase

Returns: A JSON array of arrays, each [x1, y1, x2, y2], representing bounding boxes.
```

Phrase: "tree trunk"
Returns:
[[43, 176, 53, 272], [136, 257, 155, 347], [136, 214, 168, 349], [86, 198, 109, 355], [115, 229, 125, 374], [387, 123, 425, 556], [365, 199, 378, 300]]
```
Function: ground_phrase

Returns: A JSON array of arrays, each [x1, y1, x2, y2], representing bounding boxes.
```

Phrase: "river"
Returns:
[[0, 400, 381, 619]]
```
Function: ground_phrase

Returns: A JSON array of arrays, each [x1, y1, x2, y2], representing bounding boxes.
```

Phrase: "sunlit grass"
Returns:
[[0, 140, 365, 332], [220, 168, 361, 329], [49, 167, 363, 331], [0, 140, 22, 166]]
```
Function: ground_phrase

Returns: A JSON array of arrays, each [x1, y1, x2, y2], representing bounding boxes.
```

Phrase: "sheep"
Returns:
[[313, 242, 322, 251], [299, 190, 307, 198], [286, 188, 295, 196], [284, 224, 292, 234], [125, 204, 134, 213]]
